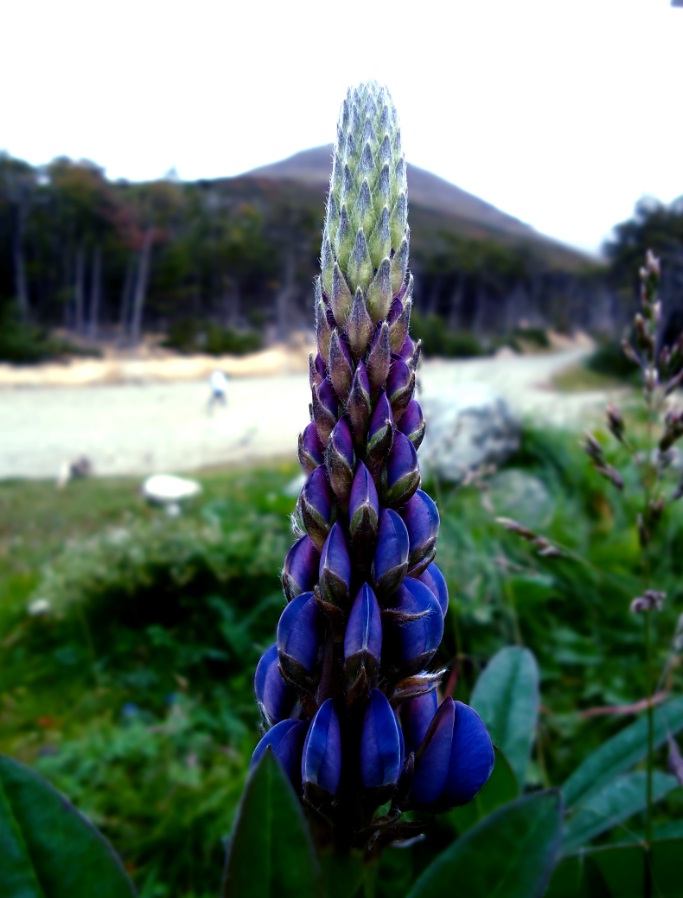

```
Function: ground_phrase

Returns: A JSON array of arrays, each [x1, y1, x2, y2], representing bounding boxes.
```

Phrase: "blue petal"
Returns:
[[400, 689, 439, 754], [301, 699, 342, 795], [384, 577, 444, 667], [277, 591, 322, 674], [282, 536, 320, 601], [419, 563, 449, 617], [409, 697, 454, 807], [344, 583, 382, 663], [251, 718, 309, 788], [373, 508, 409, 594], [441, 701, 495, 807], [254, 644, 296, 727], [361, 689, 404, 788]]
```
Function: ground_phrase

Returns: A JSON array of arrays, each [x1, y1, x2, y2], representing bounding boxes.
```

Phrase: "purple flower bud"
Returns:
[[251, 718, 309, 789], [277, 591, 324, 679], [331, 262, 353, 327], [361, 689, 404, 790], [325, 416, 355, 504], [299, 466, 334, 551], [302, 698, 342, 797], [387, 356, 415, 424], [400, 489, 440, 575], [373, 508, 409, 597], [382, 430, 420, 507], [365, 391, 394, 477], [366, 259, 392, 323], [298, 421, 325, 475], [389, 298, 412, 353], [312, 379, 339, 444], [329, 330, 354, 402], [397, 399, 425, 450], [366, 322, 391, 397], [347, 287, 374, 359], [400, 689, 439, 755], [344, 583, 382, 679], [347, 360, 372, 444], [419, 563, 449, 617], [398, 334, 416, 364], [349, 461, 380, 545], [315, 292, 332, 364], [309, 352, 326, 391], [282, 536, 320, 601], [409, 698, 494, 810], [254, 644, 297, 728], [382, 577, 444, 674], [319, 522, 352, 606]]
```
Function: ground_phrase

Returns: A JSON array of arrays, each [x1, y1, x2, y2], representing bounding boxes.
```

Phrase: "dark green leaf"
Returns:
[[470, 646, 539, 788], [561, 697, 683, 810], [447, 746, 519, 833], [222, 748, 323, 898], [546, 840, 683, 898], [406, 791, 562, 898], [562, 770, 679, 855], [0, 755, 135, 898]]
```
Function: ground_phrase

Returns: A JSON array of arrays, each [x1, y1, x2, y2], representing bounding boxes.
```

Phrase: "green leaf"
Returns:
[[546, 840, 683, 898], [0, 755, 135, 898], [222, 748, 323, 898], [561, 697, 683, 810], [447, 746, 519, 833], [562, 770, 679, 855], [470, 646, 539, 788], [406, 791, 563, 898]]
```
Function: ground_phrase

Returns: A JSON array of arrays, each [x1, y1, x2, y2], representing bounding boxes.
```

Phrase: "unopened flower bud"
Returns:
[[409, 698, 494, 811], [312, 379, 339, 444], [329, 330, 354, 401], [251, 719, 309, 789], [347, 360, 372, 444], [298, 421, 325, 475], [360, 689, 404, 794], [387, 356, 415, 424], [282, 536, 321, 601], [382, 430, 420, 507], [349, 461, 380, 547], [400, 688, 438, 755], [373, 508, 409, 597], [277, 591, 324, 683], [325, 416, 355, 503], [366, 322, 391, 397], [344, 584, 382, 684], [400, 489, 440, 575], [302, 699, 343, 798], [382, 577, 444, 674], [418, 562, 449, 617], [254, 644, 298, 728], [319, 522, 352, 606], [299, 465, 335, 551], [397, 398, 426, 450]]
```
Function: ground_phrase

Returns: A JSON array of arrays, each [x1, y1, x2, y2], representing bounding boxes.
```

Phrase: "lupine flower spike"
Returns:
[[251, 82, 494, 853]]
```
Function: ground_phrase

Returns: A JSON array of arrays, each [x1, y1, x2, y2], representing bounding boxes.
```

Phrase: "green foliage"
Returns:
[[406, 792, 563, 898], [410, 310, 485, 358], [470, 647, 539, 789], [222, 750, 323, 898], [0, 755, 135, 898], [585, 339, 640, 381], [163, 319, 263, 356]]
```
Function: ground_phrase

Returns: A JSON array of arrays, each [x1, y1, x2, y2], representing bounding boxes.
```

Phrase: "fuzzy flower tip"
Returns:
[[250, 81, 494, 852]]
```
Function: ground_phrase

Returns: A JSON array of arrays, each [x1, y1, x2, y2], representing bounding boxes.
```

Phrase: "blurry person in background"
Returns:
[[208, 368, 228, 414]]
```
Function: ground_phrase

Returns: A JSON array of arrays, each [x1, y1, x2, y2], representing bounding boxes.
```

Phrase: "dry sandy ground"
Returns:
[[0, 342, 614, 481]]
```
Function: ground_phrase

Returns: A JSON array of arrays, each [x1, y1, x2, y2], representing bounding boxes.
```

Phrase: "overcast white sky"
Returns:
[[1, 0, 681, 255]]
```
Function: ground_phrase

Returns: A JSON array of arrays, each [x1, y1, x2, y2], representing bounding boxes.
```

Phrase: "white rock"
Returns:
[[419, 383, 520, 483], [142, 474, 202, 504]]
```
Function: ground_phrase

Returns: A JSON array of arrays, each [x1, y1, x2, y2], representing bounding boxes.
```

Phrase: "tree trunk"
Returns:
[[129, 229, 153, 345], [74, 243, 86, 335], [88, 245, 103, 340], [118, 255, 134, 339], [276, 252, 296, 339]]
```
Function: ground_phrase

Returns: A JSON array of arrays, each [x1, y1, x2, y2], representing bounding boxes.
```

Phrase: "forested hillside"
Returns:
[[0, 148, 680, 361]]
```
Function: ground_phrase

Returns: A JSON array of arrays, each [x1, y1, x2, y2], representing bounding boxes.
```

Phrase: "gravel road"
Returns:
[[0, 348, 612, 480]]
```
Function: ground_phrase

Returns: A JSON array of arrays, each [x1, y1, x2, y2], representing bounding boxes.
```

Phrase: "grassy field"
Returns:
[[1, 420, 682, 897]]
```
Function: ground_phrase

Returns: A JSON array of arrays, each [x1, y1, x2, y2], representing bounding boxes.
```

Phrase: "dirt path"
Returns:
[[0, 347, 613, 480]]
